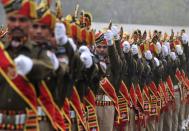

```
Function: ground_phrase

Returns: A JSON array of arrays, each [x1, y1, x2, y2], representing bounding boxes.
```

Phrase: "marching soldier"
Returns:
[[153, 56, 164, 131], [122, 40, 135, 131], [153, 43, 165, 131], [180, 31, 189, 127], [28, 1, 67, 130], [175, 44, 187, 130], [122, 40, 132, 88], [110, 25, 130, 131], [0, 0, 58, 130], [129, 44, 144, 131], [132, 31, 140, 45], [95, 28, 122, 131], [143, 50, 157, 131], [130, 44, 144, 87], [55, 19, 85, 131], [78, 45, 101, 131], [55, 22, 77, 105], [180, 30, 188, 60], [169, 51, 180, 131], [161, 44, 173, 131], [180, 29, 189, 78]]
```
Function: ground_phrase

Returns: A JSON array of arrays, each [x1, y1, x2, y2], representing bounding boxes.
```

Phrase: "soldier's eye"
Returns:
[[8, 16, 28, 23], [32, 24, 39, 29], [97, 45, 107, 49], [8, 16, 16, 22], [41, 25, 48, 29], [19, 17, 29, 22], [32, 24, 48, 30]]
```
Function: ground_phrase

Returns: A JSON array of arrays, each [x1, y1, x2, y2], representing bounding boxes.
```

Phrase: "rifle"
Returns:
[[120, 26, 123, 40], [74, 4, 79, 20], [108, 20, 112, 30]]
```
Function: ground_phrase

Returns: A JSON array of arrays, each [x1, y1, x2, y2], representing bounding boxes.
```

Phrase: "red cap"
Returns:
[[1, 0, 36, 19]]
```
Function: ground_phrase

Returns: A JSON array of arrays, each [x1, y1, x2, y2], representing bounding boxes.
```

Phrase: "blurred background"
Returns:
[[60, 0, 189, 26], [1, 0, 189, 33]]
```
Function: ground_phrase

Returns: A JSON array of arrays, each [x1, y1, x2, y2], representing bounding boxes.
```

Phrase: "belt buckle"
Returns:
[[103, 95, 111, 101]]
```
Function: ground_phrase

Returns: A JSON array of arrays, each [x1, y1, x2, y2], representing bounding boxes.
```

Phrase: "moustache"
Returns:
[[9, 27, 26, 41], [10, 27, 24, 34]]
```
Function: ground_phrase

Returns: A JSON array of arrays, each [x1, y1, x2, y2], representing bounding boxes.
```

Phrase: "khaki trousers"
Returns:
[[158, 111, 164, 131], [172, 88, 181, 131], [185, 104, 189, 120], [146, 117, 156, 131], [128, 108, 136, 131], [162, 104, 173, 131], [96, 106, 115, 131], [39, 120, 54, 131]]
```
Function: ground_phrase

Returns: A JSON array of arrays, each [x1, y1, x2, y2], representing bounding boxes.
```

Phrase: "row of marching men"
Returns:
[[92, 27, 189, 131], [0, 0, 189, 131]]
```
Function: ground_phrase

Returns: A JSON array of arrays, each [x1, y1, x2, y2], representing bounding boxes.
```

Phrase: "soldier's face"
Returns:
[[181, 31, 185, 36], [95, 43, 108, 56], [143, 34, 147, 40], [7, 14, 31, 39], [158, 33, 162, 39], [29, 22, 51, 44], [153, 32, 158, 37], [133, 34, 138, 42]]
